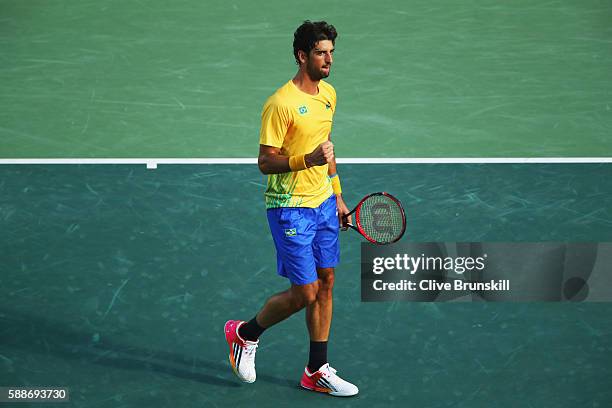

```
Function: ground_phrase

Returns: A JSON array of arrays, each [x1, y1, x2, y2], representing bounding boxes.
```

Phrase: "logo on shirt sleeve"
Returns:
[[284, 228, 297, 237]]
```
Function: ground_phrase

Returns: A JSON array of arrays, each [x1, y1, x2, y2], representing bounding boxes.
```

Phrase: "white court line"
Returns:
[[0, 157, 611, 169]]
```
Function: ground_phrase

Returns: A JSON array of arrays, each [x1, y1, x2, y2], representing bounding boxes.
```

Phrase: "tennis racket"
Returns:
[[343, 192, 406, 245]]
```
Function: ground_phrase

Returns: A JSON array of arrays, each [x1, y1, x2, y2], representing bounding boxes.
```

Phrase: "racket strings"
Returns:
[[357, 195, 404, 243]]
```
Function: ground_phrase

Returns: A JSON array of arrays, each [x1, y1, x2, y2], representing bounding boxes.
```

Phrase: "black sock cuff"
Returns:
[[309, 340, 328, 351], [238, 315, 266, 342]]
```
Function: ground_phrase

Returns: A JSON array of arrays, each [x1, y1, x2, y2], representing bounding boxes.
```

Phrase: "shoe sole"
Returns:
[[300, 383, 357, 397]]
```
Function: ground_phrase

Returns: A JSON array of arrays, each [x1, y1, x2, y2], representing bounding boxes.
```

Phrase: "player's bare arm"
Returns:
[[326, 138, 351, 230], [258, 142, 335, 175]]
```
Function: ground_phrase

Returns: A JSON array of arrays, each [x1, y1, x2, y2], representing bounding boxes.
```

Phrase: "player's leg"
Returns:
[[305, 267, 334, 365], [302, 276, 358, 398], [224, 282, 319, 383], [225, 206, 319, 383], [300, 195, 358, 397], [256, 281, 320, 328], [255, 205, 321, 328]]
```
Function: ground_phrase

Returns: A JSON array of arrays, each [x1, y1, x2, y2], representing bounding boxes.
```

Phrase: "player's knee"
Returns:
[[317, 268, 335, 293], [293, 292, 316, 310], [302, 290, 318, 306], [317, 281, 334, 303], [291, 283, 318, 310]]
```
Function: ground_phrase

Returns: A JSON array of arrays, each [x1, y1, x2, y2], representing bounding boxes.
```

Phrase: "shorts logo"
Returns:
[[284, 228, 297, 237], [298, 106, 308, 115]]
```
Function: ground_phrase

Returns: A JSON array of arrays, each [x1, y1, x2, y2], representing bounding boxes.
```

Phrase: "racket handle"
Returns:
[[345, 222, 358, 231]]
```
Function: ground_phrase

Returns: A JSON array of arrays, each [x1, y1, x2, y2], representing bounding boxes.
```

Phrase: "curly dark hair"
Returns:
[[293, 20, 338, 65]]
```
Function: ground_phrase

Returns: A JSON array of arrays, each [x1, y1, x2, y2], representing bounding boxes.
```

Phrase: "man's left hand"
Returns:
[[335, 195, 351, 230]]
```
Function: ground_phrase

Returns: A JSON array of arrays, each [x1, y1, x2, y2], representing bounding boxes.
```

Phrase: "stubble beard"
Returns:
[[306, 59, 329, 80]]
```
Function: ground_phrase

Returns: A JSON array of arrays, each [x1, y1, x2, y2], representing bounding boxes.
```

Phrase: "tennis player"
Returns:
[[224, 21, 358, 397]]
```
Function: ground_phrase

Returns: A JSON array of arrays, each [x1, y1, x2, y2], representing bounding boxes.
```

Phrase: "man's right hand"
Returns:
[[305, 141, 334, 167]]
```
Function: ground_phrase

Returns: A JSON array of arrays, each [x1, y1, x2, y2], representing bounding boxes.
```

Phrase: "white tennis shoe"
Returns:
[[300, 363, 359, 397], [224, 320, 258, 383]]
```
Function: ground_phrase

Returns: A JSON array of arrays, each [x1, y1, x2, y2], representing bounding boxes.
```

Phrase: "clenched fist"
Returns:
[[306, 141, 334, 167]]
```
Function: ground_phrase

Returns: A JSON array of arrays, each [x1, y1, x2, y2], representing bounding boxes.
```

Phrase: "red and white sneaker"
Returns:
[[224, 320, 258, 383], [300, 363, 359, 397]]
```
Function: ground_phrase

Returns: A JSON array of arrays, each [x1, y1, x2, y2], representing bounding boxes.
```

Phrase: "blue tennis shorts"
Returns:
[[266, 195, 340, 285]]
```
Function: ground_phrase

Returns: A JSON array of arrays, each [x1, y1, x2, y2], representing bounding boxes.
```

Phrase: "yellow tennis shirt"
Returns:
[[259, 79, 336, 209]]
